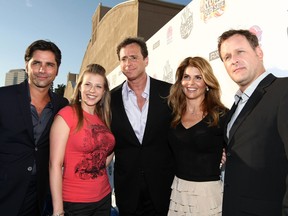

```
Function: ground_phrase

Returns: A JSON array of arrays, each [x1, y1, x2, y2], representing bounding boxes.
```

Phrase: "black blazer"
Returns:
[[111, 77, 175, 213], [223, 74, 288, 216], [0, 80, 68, 216]]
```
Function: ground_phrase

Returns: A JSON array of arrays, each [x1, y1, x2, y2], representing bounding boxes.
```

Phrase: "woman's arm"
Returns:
[[49, 115, 70, 215]]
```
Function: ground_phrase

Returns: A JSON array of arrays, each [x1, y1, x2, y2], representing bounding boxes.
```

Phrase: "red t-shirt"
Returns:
[[58, 106, 115, 202]]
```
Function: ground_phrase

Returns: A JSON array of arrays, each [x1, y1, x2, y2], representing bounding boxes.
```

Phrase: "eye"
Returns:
[[195, 75, 202, 80], [32, 61, 41, 66], [84, 83, 92, 88], [130, 56, 137, 61], [224, 55, 230, 62], [182, 74, 190, 80], [46, 62, 56, 68], [120, 57, 127, 62]]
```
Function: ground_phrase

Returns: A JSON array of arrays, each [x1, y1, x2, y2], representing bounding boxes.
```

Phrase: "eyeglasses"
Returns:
[[120, 55, 139, 63]]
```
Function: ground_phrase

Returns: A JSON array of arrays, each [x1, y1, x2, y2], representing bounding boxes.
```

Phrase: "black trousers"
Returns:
[[18, 175, 41, 216], [118, 174, 163, 216], [63, 193, 111, 216]]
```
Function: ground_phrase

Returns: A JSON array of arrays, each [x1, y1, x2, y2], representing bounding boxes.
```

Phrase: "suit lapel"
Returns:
[[224, 102, 238, 143], [228, 74, 276, 144], [17, 81, 35, 142], [142, 77, 167, 145], [142, 79, 155, 144]]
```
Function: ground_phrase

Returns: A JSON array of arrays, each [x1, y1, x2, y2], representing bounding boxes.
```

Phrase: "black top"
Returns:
[[168, 114, 227, 182]]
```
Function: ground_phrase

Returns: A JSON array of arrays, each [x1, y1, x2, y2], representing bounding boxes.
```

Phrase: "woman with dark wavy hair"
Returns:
[[167, 56, 228, 216]]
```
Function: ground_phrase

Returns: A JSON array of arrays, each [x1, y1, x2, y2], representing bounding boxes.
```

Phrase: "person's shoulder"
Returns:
[[58, 105, 74, 116], [150, 77, 171, 93], [0, 84, 15, 93], [51, 92, 69, 104], [150, 77, 171, 87], [275, 76, 288, 82], [110, 82, 125, 96], [274, 77, 288, 92], [0, 82, 25, 95]]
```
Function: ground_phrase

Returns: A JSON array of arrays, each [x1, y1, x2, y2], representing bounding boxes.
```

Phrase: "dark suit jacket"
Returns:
[[0, 80, 68, 216], [223, 74, 288, 216], [111, 77, 175, 214]]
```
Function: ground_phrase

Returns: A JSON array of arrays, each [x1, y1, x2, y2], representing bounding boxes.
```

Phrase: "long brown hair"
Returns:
[[168, 56, 227, 128], [70, 63, 111, 131]]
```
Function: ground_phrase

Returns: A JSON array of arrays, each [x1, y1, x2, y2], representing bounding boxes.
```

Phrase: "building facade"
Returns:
[[80, 0, 185, 75], [63, 0, 185, 99], [5, 69, 27, 86]]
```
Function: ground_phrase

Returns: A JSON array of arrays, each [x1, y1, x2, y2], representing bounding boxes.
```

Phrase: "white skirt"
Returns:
[[168, 176, 223, 216]]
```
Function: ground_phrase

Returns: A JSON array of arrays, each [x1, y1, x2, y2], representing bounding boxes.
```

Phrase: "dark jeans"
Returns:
[[63, 193, 111, 216]]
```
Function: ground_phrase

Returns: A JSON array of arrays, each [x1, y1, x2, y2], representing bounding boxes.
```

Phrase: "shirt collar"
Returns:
[[235, 71, 270, 103], [26, 79, 54, 108], [123, 76, 150, 99]]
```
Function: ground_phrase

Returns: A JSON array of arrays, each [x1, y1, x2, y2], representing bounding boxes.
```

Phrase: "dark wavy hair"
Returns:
[[168, 56, 227, 128], [116, 37, 148, 60], [24, 39, 62, 67]]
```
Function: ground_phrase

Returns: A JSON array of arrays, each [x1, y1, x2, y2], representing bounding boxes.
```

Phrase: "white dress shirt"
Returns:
[[122, 77, 150, 144]]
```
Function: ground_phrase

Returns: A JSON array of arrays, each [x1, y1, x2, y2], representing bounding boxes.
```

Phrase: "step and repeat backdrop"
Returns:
[[108, 0, 288, 107]]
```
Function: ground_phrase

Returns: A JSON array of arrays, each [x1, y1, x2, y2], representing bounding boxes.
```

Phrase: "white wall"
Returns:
[[108, 0, 288, 108]]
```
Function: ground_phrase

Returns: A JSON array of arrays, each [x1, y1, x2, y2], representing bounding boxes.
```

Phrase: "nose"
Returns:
[[124, 61, 132, 70], [39, 65, 45, 72], [124, 58, 133, 66], [231, 56, 239, 65], [187, 78, 195, 85], [89, 86, 96, 92]]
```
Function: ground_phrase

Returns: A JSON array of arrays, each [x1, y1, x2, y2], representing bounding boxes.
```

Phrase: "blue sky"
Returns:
[[0, 0, 191, 87]]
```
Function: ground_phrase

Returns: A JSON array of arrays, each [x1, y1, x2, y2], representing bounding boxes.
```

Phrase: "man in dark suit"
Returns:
[[0, 40, 68, 216], [218, 29, 288, 215], [110, 37, 174, 216]]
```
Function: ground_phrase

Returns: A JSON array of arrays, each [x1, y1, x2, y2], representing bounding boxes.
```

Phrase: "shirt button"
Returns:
[[227, 152, 231, 157], [35, 147, 38, 151], [27, 166, 33, 172]]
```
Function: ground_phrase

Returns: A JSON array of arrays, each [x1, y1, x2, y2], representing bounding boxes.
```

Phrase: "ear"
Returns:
[[256, 46, 264, 60], [145, 56, 149, 66], [25, 62, 29, 74]]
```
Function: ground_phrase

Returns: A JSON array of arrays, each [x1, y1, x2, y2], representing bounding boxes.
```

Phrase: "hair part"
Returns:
[[217, 29, 259, 61], [70, 63, 111, 131], [116, 37, 148, 60], [168, 56, 227, 128], [24, 39, 62, 67]]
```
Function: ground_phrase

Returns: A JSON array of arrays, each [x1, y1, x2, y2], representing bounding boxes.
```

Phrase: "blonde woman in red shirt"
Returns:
[[49, 64, 115, 216]]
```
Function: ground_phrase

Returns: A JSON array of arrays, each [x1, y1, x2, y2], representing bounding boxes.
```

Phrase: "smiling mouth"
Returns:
[[87, 95, 97, 99], [37, 76, 48, 80]]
